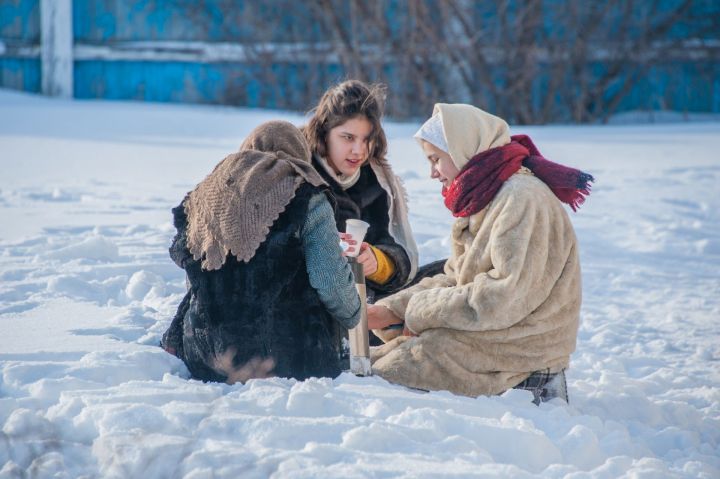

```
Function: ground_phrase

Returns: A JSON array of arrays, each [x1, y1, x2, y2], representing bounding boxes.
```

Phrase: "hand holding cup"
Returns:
[[338, 232, 357, 256], [343, 219, 370, 258], [357, 242, 378, 276]]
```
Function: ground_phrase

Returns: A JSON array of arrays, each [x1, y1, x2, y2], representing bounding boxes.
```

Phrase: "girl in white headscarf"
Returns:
[[367, 104, 593, 403]]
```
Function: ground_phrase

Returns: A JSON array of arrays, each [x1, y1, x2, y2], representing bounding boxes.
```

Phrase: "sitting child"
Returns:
[[162, 121, 360, 383], [368, 104, 593, 403]]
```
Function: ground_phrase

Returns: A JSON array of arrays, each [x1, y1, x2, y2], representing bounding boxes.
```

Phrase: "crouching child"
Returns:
[[161, 121, 361, 383]]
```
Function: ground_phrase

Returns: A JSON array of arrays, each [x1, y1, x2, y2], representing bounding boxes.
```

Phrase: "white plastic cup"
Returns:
[[344, 219, 370, 257]]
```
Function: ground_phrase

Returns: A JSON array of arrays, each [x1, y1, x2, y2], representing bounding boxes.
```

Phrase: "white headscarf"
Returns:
[[418, 104, 512, 170], [413, 114, 449, 153]]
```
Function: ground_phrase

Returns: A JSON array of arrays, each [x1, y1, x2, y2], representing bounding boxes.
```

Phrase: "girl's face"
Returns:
[[422, 140, 460, 188], [325, 116, 373, 176]]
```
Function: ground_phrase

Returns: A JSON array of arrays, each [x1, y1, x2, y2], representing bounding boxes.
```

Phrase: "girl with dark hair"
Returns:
[[303, 80, 421, 311]]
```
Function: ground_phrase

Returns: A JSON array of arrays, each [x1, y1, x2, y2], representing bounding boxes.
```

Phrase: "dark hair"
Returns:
[[303, 80, 388, 163]]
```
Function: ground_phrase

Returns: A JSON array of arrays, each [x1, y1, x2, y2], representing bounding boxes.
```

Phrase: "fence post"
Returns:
[[41, 0, 73, 97]]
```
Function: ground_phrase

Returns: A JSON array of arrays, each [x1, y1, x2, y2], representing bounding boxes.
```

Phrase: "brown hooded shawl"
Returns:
[[184, 121, 327, 270]]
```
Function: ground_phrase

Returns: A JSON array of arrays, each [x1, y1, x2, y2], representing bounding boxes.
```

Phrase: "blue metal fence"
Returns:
[[0, 0, 40, 92], [1, 0, 718, 120]]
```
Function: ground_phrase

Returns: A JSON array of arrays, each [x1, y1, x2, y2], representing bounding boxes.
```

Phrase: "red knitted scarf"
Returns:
[[442, 135, 594, 217]]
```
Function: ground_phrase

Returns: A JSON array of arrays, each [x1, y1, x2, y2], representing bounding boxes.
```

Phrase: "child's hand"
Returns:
[[357, 242, 378, 276], [367, 305, 403, 330], [338, 232, 357, 256], [402, 324, 418, 337]]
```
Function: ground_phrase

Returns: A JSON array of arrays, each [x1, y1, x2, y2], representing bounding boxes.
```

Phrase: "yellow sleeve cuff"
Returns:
[[367, 245, 395, 284]]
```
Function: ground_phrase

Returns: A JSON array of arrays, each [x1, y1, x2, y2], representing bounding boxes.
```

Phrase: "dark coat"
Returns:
[[311, 155, 411, 299], [162, 184, 346, 382]]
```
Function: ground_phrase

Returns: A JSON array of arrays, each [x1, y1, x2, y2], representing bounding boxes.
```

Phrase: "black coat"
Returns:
[[162, 184, 346, 382], [312, 155, 411, 299]]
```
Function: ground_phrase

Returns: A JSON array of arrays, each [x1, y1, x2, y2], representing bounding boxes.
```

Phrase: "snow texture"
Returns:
[[0, 90, 718, 478]]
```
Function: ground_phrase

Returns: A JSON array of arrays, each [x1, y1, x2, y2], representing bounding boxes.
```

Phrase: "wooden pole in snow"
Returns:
[[41, 0, 73, 97], [347, 257, 372, 376]]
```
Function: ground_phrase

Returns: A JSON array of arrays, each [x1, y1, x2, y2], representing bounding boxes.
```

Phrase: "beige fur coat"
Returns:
[[371, 169, 581, 397]]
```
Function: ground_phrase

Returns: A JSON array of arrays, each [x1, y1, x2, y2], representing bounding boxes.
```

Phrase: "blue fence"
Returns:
[[1, 0, 718, 121], [0, 0, 40, 92]]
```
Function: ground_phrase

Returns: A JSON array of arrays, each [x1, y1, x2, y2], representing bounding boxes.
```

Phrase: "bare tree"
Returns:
[[175, 0, 718, 123]]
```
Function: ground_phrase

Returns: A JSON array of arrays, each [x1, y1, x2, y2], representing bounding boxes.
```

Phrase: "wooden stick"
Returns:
[[347, 257, 371, 376]]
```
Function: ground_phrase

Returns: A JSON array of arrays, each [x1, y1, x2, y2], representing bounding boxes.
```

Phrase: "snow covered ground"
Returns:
[[0, 89, 718, 478]]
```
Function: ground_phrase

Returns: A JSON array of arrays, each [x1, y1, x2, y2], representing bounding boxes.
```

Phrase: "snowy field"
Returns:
[[0, 89, 718, 478]]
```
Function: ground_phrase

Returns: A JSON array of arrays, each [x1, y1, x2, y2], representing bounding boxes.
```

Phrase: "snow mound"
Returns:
[[43, 235, 120, 262]]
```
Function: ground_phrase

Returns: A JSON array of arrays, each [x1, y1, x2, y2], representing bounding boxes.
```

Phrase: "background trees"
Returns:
[[1, 0, 718, 123]]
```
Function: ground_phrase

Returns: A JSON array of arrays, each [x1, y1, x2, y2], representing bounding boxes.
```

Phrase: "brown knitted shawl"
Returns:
[[184, 121, 327, 270]]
